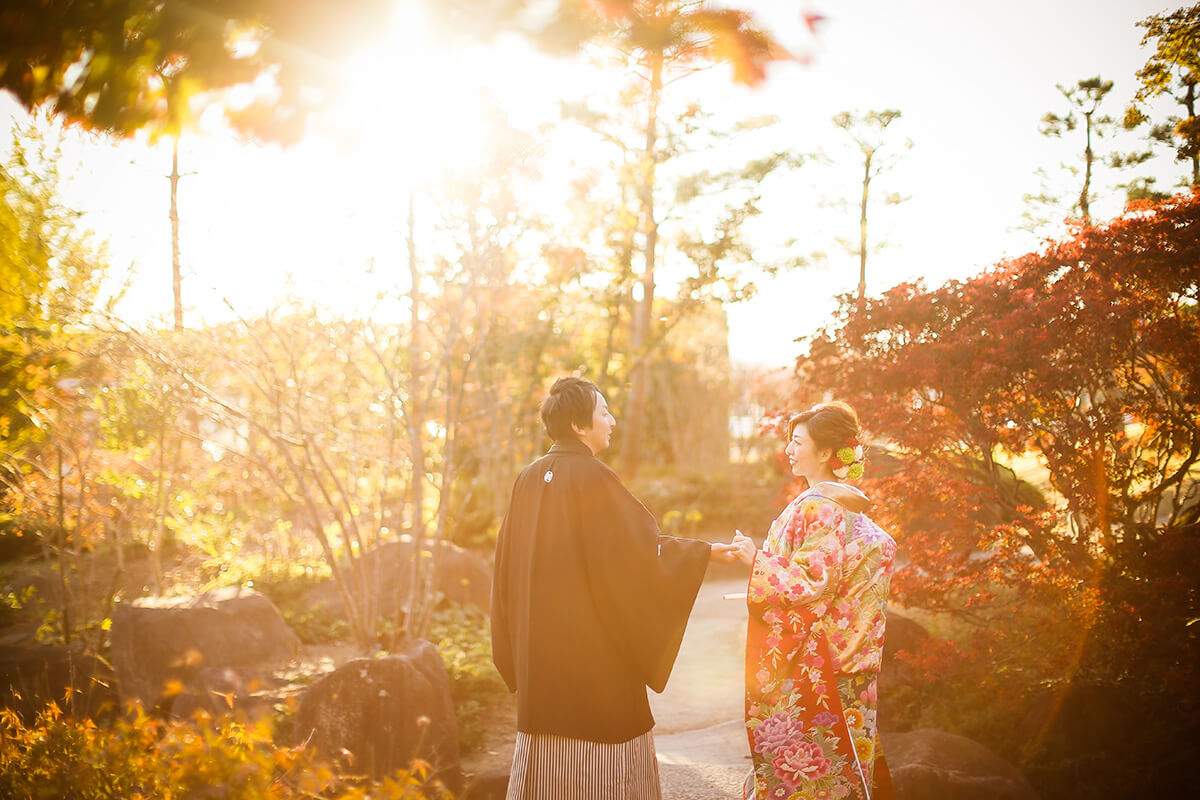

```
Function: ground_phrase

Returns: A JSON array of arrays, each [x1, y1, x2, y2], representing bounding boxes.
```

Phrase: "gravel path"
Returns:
[[464, 577, 754, 799], [657, 721, 749, 800], [649, 579, 751, 800]]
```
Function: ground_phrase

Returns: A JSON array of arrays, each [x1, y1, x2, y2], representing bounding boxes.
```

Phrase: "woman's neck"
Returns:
[[805, 469, 838, 486]]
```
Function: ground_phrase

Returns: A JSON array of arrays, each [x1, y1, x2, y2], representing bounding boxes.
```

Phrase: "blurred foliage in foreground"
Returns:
[[0, 701, 451, 799]]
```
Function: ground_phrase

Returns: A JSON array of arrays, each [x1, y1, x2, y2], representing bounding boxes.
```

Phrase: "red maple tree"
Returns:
[[785, 192, 1200, 797]]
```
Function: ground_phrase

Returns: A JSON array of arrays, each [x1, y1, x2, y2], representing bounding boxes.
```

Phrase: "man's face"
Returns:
[[573, 391, 616, 455]]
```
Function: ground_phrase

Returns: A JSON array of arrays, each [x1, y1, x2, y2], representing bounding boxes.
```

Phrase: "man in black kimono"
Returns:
[[491, 376, 735, 799]]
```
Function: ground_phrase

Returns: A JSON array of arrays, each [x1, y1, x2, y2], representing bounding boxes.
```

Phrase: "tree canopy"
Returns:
[[0, 0, 390, 141], [0, 0, 793, 141], [1128, 3, 1200, 185]]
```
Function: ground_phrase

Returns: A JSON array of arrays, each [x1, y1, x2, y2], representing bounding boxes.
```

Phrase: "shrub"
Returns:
[[429, 605, 509, 752], [0, 701, 453, 799]]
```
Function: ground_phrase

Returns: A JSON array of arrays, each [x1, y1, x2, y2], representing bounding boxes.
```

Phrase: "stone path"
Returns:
[[650, 578, 751, 800], [463, 577, 754, 799]]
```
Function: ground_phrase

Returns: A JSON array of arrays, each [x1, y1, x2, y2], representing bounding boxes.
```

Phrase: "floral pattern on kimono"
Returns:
[[744, 488, 896, 800]]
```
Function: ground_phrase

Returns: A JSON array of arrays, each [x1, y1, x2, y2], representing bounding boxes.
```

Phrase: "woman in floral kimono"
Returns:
[[731, 402, 897, 800]]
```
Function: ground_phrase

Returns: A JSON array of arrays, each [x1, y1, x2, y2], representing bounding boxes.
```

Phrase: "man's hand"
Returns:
[[709, 542, 738, 564], [731, 530, 756, 567]]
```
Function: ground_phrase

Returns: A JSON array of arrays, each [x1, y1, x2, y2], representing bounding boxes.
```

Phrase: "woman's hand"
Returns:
[[731, 530, 757, 567]]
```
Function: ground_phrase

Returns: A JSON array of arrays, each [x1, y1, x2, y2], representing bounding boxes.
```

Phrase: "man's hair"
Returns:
[[540, 377, 600, 442]]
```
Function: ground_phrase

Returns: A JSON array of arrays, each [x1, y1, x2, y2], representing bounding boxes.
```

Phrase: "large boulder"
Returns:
[[878, 611, 931, 732], [883, 612, 930, 665], [301, 540, 491, 620], [110, 585, 300, 711], [0, 642, 117, 721], [881, 728, 1039, 800], [294, 637, 461, 791]]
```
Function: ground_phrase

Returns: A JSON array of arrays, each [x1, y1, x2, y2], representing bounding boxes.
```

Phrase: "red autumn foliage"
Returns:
[[782, 192, 1200, 796], [796, 190, 1200, 600]]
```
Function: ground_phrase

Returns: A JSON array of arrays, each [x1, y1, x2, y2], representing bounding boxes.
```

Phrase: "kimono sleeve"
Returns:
[[575, 463, 711, 693], [748, 496, 847, 620]]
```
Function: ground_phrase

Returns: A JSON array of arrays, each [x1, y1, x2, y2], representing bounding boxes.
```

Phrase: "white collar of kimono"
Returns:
[[803, 481, 868, 501]]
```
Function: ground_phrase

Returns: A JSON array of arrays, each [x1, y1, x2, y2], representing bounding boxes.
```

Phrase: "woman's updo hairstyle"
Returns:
[[789, 401, 865, 480], [788, 401, 859, 451]]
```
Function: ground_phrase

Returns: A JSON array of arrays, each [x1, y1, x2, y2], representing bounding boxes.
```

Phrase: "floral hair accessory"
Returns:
[[829, 436, 865, 480]]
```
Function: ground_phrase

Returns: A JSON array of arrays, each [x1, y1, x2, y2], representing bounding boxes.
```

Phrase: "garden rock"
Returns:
[[878, 611, 931, 731], [883, 611, 930, 665], [301, 540, 491, 619], [0, 643, 117, 721], [165, 664, 284, 718], [294, 637, 461, 790], [881, 728, 1039, 800], [110, 585, 300, 710]]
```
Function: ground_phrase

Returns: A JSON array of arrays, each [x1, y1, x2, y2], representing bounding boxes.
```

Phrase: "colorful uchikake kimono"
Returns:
[[744, 483, 897, 800]]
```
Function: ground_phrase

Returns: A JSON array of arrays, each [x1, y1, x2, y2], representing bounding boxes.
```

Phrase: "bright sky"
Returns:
[[719, 0, 1182, 366], [0, 0, 1184, 367]]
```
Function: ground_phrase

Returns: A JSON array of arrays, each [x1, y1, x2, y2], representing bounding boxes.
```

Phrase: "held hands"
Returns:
[[731, 530, 756, 567], [709, 542, 738, 564], [708, 531, 757, 566]]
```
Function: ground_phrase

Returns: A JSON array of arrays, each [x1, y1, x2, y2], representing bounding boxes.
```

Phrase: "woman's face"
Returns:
[[785, 423, 833, 481]]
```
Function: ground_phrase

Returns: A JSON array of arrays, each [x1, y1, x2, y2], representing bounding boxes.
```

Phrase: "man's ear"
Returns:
[[571, 421, 587, 438]]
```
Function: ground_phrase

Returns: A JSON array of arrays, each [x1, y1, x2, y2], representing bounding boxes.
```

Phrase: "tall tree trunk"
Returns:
[[1187, 81, 1198, 186], [1081, 112, 1094, 223], [56, 444, 71, 645], [415, 372, 458, 640], [150, 421, 168, 596], [402, 189, 427, 640], [623, 51, 663, 480], [857, 150, 873, 304], [599, 297, 622, 387], [601, 175, 637, 387], [170, 136, 183, 332]]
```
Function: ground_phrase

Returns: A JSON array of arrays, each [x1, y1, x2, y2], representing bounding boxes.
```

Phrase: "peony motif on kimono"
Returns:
[[811, 711, 839, 728], [773, 741, 832, 785], [754, 712, 806, 754]]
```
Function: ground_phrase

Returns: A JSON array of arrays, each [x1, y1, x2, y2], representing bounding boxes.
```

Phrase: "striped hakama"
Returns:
[[505, 729, 662, 800]]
